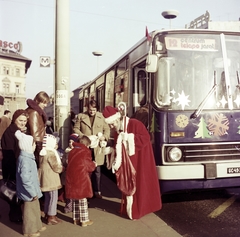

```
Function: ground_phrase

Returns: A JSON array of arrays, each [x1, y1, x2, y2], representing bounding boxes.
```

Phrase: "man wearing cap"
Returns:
[[73, 100, 110, 199], [102, 105, 162, 220]]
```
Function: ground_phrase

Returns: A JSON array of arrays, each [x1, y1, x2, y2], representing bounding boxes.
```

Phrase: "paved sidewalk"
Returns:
[[0, 165, 182, 237]]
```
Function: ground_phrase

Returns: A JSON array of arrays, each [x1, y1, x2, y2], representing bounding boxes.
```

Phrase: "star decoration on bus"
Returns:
[[175, 90, 191, 110], [170, 89, 176, 95], [234, 95, 240, 108], [218, 96, 227, 108]]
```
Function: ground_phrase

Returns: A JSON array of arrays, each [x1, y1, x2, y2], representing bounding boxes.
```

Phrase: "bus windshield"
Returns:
[[153, 33, 240, 111]]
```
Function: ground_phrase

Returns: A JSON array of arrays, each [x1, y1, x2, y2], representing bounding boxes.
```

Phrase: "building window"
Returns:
[[3, 83, 10, 93], [15, 84, 20, 94], [16, 68, 20, 76], [3, 66, 10, 75]]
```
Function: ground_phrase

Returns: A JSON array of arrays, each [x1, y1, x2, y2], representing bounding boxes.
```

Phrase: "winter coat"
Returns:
[[26, 99, 47, 142], [26, 99, 47, 165], [38, 150, 63, 192], [65, 142, 96, 199], [73, 111, 110, 165], [1, 123, 20, 180], [16, 150, 42, 201]]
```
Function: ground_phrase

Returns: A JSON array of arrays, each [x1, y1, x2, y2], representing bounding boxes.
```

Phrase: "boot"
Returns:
[[42, 213, 48, 224], [47, 215, 62, 225], [73, 219, 80, 225]]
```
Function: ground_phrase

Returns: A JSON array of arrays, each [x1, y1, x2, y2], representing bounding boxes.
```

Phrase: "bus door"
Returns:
[[132, 67, 149, 128]]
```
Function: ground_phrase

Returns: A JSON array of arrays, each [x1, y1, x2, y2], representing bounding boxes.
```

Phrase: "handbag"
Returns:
[[0, 179, 17, 202]]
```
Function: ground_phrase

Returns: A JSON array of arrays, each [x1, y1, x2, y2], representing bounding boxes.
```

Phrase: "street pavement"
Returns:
[[0, 165, 182, 237]]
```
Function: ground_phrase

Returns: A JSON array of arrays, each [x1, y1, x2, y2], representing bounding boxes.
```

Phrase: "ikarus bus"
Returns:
[[78, 27, 240, 194]]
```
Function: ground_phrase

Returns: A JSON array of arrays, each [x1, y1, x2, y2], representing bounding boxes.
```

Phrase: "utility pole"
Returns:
[[55, 0, 71, 149]]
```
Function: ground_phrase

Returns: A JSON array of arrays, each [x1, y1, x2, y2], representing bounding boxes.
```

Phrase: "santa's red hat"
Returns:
[[102, 106, 121, 124]]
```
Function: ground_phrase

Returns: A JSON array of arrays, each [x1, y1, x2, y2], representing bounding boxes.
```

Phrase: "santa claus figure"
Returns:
[[102, 104, 162, 220]]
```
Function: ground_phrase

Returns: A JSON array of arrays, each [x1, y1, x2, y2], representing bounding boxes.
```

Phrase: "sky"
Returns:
[[1, 0, 240, 99]]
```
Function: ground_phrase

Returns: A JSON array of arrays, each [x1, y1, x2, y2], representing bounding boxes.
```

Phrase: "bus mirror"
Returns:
[[146, 54, 158, 73]]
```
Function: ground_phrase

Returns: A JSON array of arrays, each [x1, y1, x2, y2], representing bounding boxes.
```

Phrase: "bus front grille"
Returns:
[[184, 144, 240, 162]]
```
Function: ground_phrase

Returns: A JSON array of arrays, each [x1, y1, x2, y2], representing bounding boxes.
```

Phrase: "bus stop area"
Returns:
[[0, 168, 181, 237]]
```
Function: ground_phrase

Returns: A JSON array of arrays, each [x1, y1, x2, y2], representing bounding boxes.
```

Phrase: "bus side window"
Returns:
[[137, 70, 147, 106], [131, 70, 148, 128]]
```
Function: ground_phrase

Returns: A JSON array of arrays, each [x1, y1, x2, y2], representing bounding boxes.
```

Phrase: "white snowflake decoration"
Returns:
[[175, 90, 191, 110]]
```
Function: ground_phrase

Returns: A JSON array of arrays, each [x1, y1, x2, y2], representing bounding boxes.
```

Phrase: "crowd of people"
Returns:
[[0, 94, 162, 237]]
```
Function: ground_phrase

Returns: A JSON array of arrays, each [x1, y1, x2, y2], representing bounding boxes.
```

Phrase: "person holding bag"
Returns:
[[102, 104, 162, 220], [1, 109, 29, 223]]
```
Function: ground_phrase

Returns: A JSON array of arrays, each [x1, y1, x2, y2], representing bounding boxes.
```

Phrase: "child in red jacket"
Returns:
[[65, 135, 97, 227]]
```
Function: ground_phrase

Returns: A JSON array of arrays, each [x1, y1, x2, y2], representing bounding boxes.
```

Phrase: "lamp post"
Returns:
[[162, 10, 179, 28], [92, 51, 103, 75]]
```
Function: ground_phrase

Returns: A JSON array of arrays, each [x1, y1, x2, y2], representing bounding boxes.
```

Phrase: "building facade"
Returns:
[[0, 40, 31, 116]]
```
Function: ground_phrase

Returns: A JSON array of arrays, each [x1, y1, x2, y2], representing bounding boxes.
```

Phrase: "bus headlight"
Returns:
[[168, 147, 182, 162]]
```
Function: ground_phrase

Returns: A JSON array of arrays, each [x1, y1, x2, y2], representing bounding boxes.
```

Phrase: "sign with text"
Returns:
[[56, 90, 68, 106], [0, 40, 22, 53], [165, 37, 217, 51]]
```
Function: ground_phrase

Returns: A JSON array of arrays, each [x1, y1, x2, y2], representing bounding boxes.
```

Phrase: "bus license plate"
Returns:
[[227, 167, 240, 174]]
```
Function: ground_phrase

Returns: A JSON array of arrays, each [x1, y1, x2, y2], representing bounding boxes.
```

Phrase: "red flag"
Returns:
[[145, 26, 151, 42]]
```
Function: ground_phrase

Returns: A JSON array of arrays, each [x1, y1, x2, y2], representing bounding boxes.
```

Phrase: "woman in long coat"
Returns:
[[1, 109, 29, 223]]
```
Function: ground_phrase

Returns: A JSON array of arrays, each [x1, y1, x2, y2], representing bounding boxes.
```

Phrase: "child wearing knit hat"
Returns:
[[38, 134, 64, 225], [15, 130, 46, 237]]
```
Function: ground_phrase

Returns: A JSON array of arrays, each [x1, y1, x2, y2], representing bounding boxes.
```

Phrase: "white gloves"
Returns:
[[100, 140, 107, 148], [120, 132, 129, 141]]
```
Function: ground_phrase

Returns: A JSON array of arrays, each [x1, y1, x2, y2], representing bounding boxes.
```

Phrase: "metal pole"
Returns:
[[55, 0, 71, 149]]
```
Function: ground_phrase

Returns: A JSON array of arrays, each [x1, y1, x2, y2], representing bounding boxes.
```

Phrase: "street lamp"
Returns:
[[162, 10, 179, 28], [92, 51, 103, 75]]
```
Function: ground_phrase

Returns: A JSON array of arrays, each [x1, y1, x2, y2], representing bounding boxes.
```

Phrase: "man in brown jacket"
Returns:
[[73, 100, 110, 199]]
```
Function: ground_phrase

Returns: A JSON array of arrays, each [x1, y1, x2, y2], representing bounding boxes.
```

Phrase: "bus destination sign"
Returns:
[[165, 37, 217, 51]]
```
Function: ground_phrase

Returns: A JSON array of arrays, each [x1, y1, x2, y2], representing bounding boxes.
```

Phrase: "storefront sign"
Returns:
[[0, 40, 22, 53]]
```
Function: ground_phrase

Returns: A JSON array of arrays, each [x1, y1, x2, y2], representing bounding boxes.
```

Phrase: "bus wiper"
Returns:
[[236, 71, 240, 89], [190, 83, 217, 119]]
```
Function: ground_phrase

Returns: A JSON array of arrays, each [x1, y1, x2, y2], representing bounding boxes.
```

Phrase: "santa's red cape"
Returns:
[[114, 118, 162, 219]]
